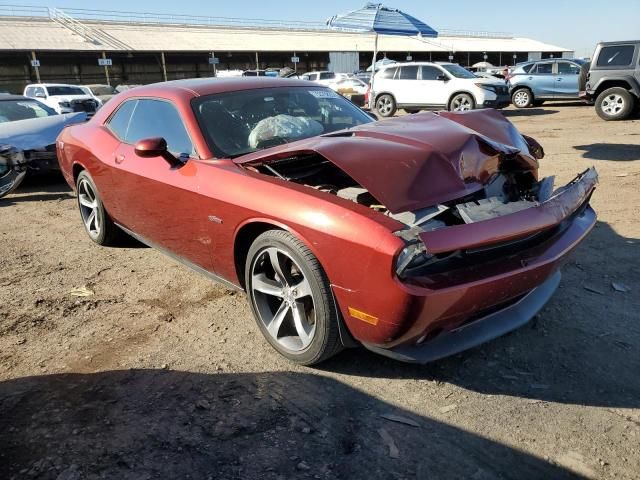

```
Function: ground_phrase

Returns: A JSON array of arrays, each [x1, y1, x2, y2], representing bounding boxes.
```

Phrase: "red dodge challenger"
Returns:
[[57, 78, 597, 365]]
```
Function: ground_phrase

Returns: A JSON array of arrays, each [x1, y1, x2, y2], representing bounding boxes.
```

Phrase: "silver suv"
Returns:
[[582, 40, 640, 121]]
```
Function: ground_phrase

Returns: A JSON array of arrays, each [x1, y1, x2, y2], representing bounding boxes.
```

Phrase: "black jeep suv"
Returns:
[[581, 40, 640, 121]]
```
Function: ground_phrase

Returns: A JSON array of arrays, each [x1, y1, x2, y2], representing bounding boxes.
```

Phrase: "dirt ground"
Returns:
[[1, 103, 639, 480]]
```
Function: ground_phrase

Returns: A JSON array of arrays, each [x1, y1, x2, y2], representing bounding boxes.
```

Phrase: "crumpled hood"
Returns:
[[0, 112, 87, 150], [236, 109, 538, 214]]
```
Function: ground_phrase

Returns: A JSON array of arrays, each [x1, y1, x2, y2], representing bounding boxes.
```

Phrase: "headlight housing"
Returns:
[[58, 101, 71, 108], [395, 241, 431, 278]]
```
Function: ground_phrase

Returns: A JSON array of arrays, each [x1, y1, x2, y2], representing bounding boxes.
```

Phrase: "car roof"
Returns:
[[597, 40, 640, 46], [125, 77, 315, 98], [378, 62, 453, 69], [0, 94, 36, 101], [26, 83, 83, 87]]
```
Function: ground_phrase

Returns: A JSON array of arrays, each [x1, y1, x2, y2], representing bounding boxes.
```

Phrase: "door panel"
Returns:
[[393, 65, 420, 104], [111, 145, 215, 271], [531, 62, 556, 97], [554, 61, 581, 98], [414, 66, 449, 106]]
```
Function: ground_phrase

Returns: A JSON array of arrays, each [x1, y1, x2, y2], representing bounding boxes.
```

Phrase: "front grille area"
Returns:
[[71, 99, 98, 115], [496, 85, 509, 95]]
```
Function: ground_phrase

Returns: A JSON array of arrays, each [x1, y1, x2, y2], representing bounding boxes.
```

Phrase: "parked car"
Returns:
[[80, 84, 118, 106], [581, 40, 640, 121], [57, 77, 597, 365], [242, 69, 279, 77], [371, 62, 510, 117], [115, 84, 143, 93], [23, 83, 99, 118], [508, 59, 587, 108], [302, 71, 351, 86], [0, 94, 85, 197], [329, 77, 368, 107]]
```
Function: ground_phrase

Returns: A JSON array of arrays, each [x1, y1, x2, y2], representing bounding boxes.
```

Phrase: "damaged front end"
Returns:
[[234, 109, 597, 284], [393, 167, 598, 281]]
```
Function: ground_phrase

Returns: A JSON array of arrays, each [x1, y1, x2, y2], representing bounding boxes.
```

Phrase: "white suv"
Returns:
[[23, 83, 99, 118], [302, 71, 352, 86], [372, 62, 510, 117]]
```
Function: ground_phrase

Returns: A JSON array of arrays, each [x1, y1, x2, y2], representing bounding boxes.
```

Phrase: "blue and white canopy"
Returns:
[[326, 3, 438, 38]]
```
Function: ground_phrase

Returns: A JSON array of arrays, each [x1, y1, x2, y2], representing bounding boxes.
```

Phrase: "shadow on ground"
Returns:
[[322, 221, 640, 410], [0, 370, 582, 480], [575, 143, 640, 161], [0, 174, 71, 206], [502, 108, 560, 117]]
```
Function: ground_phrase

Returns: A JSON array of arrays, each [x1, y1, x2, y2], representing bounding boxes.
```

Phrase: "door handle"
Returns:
[[115, 154, 125, 164]]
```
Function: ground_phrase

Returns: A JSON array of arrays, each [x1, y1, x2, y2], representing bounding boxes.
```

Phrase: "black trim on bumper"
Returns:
[[362, 271, 561, 364], [481, 95, 511, 109]]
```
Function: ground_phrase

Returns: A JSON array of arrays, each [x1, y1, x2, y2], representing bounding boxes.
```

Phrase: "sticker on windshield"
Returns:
[[309, 90, 340, 99]]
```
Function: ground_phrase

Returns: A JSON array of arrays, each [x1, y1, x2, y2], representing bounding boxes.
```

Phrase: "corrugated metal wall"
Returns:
[[328, 52, 360, 73]]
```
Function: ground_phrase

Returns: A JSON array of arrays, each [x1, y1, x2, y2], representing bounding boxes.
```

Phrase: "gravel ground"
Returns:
[[1, 102, 639, 480]]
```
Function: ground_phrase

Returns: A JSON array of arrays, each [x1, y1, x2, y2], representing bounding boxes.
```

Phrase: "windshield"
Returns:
[[47, 86, 86, 96], [441, 64, 477, 79], [193, 86, 374, 158], [0, 100, 57, 123]]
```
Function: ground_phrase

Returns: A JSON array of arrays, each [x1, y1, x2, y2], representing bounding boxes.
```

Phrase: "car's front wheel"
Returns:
[[512, 88, 533, 108], [245, 230, 342, 365], [76, 170, 123, 246], [375, 94, 397, 117], [595, 87, 634, 121], [449, 93, 475, 111]]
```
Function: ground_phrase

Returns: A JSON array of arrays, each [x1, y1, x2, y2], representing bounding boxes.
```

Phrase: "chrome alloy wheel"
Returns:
[[452, 95, 473, 111], [77, 177, 101, 240], [376, 96, 393, 116], [601, 94, 625, 116], [251, 247, 316, 352], [513, 90, 530, 108]]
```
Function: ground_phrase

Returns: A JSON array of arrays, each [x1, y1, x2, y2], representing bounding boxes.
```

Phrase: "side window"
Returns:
[[126, 99, 194, 156], [378, 67, 397, 79], [398, 66, 419, 80], [319, 72, 335, 80], [36, 87, 46, 97], [106, 99, 137, 141], [557, 62, 580, 75], [534, 63, 553, 74], [596, 45, 634, 67], [521, 64, 535, 73], [25, 87, 35, 97], [421, 66, 442, 80]]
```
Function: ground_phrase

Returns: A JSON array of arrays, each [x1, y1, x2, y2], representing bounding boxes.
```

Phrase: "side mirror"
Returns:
[[134, 137, 183, 168], [437, 74, 449, 82], [35, 92, 46, 98]]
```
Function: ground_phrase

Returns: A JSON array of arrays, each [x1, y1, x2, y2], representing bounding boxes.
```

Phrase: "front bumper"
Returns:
[[480, 94, 511, 109], [363, 271, 561, 363]]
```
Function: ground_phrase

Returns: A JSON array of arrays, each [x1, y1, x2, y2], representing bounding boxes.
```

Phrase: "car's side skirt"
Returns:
[[115, 223, 243, 292]]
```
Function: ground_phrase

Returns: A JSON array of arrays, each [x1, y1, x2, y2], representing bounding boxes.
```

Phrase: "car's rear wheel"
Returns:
[[512, 88, 533, 108], [595, 87, 634, 121], [76, 171, 122, 246], [449, 93, 475, 111], [375, 94, 397, 117], [245, 230, 342, 365]]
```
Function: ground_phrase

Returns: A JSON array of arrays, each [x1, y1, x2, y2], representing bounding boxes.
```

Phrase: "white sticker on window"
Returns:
[[309, 90, 340, 99]]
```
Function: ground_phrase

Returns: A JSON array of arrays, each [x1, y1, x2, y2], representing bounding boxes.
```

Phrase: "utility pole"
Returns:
[[102, 52, 110, 86], [30, 51, 41, 83], [161, 52, 168, 81]]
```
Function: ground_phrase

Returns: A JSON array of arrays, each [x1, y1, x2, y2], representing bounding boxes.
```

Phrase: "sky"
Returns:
[[25, 0, 640, 57]]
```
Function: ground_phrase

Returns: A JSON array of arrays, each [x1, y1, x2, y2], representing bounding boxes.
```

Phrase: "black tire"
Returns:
[[375, 94, 397, 117], [75, 170, 123, 246], [0, 169, 26, 199], [403, 109, 420, 114], [449, 93, 475, 111], [595, 87, 634, 121], [512, 88, 533, 108], [245, 230, 342, 365]]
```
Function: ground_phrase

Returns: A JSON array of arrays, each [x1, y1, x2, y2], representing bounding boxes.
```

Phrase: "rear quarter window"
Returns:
[[378, 67, 397, 79], [596, 45, 635, 67]]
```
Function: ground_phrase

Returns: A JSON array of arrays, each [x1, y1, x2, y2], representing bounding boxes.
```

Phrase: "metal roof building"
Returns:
[[0, 5, 573, 92]]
